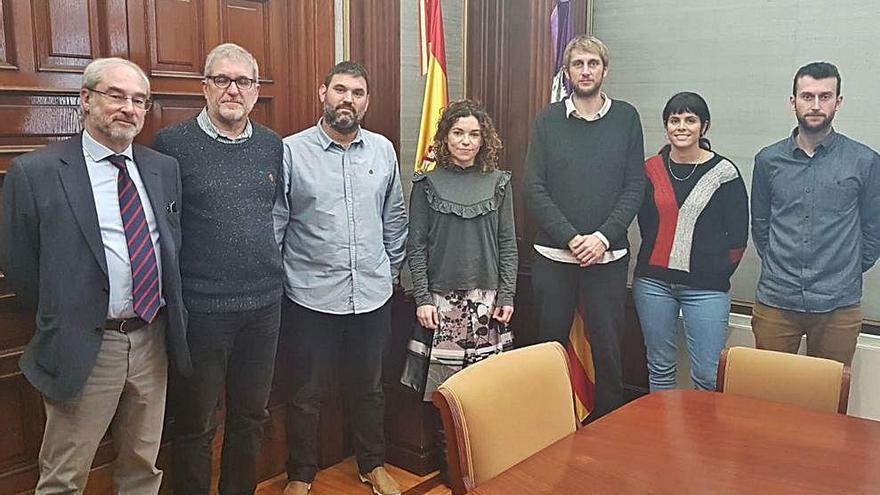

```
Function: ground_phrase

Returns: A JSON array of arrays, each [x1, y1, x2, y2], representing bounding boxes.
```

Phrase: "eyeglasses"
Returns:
[[88, 88, 152, 111], [205, 75, 258, 90]]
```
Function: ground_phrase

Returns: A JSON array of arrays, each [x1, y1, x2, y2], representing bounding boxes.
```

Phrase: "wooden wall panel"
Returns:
[[0, 92, 80, 172], [0, 334, 43, 495], [149, 95, 205, 131], [0, 1, 82, 90], [102, 0, 131, 58], [220, 0, 273, 80], [0, 297, 32, 350], [148, 0, 206, 77], [0, 93, 80, 140], [287, 0, 335, 133], [31, 0, 101, 72], [0, 0, 15, 69], [348, 0, 401, 153]]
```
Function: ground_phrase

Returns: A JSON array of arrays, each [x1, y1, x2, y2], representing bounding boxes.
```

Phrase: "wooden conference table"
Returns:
[[470, 390, 880, 494]]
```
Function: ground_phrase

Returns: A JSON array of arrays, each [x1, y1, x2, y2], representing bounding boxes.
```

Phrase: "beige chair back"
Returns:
[[432, 342, 579, 495], [716, 346, 851, 414]]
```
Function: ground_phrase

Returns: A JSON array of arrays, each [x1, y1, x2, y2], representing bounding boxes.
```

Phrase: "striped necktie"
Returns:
[[108, 155, 161, 323]]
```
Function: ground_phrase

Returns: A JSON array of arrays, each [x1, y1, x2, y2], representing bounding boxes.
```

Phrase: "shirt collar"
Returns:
[[82, 129, 134, 163], [786, 127, 838, 156], [196, 107, 253, 143], [316, 118, 363, 150], [565, 92, 612, 121]]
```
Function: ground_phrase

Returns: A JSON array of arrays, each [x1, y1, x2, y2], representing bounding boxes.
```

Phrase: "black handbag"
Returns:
[[399, 322, 433, 393]]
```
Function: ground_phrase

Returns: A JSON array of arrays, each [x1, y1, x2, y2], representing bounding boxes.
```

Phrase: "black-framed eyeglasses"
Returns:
[[88, 88, 152, 111], [205, 75, 258, 90]]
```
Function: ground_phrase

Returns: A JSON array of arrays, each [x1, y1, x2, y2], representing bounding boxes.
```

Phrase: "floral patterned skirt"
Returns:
[[414, 288, 514, 401]]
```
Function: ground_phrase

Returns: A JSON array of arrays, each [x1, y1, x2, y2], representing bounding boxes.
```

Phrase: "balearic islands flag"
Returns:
[[414, 0, 448, 173], [551, 0, 596, 423]]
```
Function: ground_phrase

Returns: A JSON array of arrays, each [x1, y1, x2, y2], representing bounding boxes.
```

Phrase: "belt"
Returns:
[[103, 308, 164, 334], [103, 317, 149, 333]]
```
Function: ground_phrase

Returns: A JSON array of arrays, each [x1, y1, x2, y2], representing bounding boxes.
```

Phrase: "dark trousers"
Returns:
[[531, 255, 628, 420], [283, 298, 390, 483], [171, 301, 281, 495]]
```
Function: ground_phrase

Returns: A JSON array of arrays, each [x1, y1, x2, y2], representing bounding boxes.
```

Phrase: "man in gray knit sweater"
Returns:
[[152, 43, 284, 495], [524, 36, 646, 420]]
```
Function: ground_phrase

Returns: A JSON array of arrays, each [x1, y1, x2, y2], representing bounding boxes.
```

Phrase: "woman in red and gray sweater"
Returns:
[[634, 92, 749, 391]]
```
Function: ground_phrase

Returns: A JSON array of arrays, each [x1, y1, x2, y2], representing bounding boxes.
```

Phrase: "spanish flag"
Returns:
[[567, 304, 596, 422], [551, 0, 595, 423], [414, 0, 448, 173]]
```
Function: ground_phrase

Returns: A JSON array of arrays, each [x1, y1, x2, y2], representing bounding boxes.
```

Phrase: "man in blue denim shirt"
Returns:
[[751, 61, 880, 365]]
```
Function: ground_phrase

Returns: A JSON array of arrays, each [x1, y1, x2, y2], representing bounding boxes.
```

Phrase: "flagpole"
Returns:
[[586, 0, 595, 35]]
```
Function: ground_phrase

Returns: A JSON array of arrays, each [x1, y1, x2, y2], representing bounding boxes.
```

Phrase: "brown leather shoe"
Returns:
[[282, 480, 311, 495], [358, 466, 401, 495]]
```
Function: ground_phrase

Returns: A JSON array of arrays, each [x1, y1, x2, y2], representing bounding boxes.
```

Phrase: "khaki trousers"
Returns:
[[36, 317, 168, 495], [751, 302, 861, 366]]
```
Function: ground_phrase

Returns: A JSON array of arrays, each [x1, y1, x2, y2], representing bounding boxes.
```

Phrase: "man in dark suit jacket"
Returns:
[[0, 57, 191, 494]]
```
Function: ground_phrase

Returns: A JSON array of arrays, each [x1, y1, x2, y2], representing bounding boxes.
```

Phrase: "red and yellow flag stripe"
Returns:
[[567, 304, 596, 422], [414, 0, 448, 173]]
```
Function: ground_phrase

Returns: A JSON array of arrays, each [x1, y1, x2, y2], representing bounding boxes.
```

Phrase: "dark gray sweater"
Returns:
[[153, 118, 284, 313], [524, 100, 646, 249], [407, 166, 518, 307]]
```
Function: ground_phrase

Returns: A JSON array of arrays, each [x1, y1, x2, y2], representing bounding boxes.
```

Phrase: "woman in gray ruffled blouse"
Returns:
[[405, 99, 518, 400]]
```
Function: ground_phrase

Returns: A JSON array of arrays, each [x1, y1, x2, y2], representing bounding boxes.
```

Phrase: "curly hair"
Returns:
[[431, 100, 503, 173]]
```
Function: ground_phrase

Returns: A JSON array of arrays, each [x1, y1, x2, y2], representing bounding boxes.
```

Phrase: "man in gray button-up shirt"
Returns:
[[274, 61, 407, 495], [751, 61, 880, 365]]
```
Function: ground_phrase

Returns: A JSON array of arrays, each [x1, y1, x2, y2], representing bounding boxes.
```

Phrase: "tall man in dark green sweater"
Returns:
[[524, 36, 646, 420], [152, 43, 284, 495]]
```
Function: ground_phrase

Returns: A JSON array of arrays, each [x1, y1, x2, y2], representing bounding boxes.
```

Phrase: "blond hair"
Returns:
[[563, 35, 609, 68]]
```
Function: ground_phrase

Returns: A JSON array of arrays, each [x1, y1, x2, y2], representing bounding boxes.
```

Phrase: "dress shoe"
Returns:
[[282, 480, 311, 495], [358, 466, 401, 495]]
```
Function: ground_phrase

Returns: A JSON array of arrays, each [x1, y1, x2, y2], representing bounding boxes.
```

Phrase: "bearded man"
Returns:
[[751, 61, 880, 365], [523, 35, 646, 420], [274, 61, 408, 495]]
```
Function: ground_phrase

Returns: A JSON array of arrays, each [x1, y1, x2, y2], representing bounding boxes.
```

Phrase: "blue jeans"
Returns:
[[632, 277, 731, 391]]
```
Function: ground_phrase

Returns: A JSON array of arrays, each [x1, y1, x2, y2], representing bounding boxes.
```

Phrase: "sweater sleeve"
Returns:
[[597, 108, 647, 246], [407, 178, 433, 306], [721, 172, 750, 276], [495, 173, 518, 307], [524, 113, 579, 246]]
